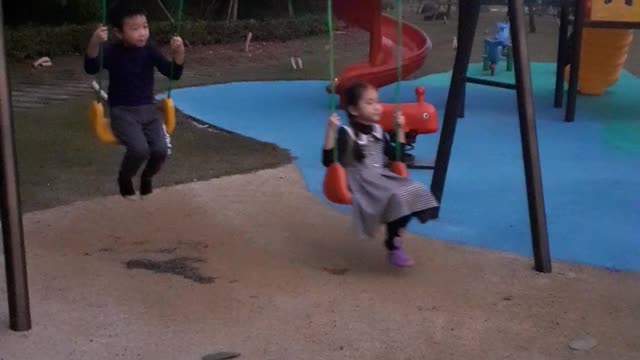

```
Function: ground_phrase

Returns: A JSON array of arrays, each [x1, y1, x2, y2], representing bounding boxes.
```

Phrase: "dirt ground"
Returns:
[[1, 165, 639, 359], [1, 9, 639, 360]]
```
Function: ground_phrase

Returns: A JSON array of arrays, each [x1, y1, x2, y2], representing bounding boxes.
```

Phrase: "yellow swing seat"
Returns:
[[88, 97, 176, 145]]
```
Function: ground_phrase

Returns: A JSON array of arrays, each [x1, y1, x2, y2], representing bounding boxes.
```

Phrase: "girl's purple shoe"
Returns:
[[388, 248, 414, 267]]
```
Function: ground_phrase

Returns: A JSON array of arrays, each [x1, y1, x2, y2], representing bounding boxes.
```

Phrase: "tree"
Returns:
[[226, 0, 239, 22], [288, 0, 295, 17]]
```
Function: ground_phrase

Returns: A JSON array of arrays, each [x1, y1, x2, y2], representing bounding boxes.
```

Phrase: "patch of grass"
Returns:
[[15, 96, 291, 212]]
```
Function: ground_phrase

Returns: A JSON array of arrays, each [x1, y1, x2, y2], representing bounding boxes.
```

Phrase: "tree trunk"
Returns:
[[226, 0, 233, 23], [204, 0, 220, 20], [288, 0, 295, 17], [226, 0, 238, 23], [232, 0, 239, 21]]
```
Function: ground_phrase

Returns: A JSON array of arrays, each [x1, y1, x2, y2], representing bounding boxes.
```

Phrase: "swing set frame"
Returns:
[[0, 0, 31, 332], [431, 0, 552, 273]]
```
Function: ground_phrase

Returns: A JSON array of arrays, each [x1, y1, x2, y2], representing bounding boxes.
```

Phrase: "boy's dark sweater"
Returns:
[[84, 42, 183, 107]]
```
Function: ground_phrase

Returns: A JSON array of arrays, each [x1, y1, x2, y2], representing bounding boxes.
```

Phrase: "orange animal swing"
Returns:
[[322, 0, 407, 205], [88, 0, 182, 145]]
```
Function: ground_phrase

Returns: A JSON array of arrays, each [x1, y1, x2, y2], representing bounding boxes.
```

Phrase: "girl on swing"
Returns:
[[322, 81, 440, 267]]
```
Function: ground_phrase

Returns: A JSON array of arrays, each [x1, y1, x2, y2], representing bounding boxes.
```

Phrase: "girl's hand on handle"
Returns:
[[323, 113, 341, 150], [393, 111, 406, 128], [393, 111, 407, 144], [328, 113, 341, 131]]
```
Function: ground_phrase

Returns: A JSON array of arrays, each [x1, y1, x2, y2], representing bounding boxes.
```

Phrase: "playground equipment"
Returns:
[[0, 0, 31, 331], [328, 0, 431, 98], [379, 87, 438, 135], [564, 28, 632, 95], [482, 22, 514, 75], [88, 0, 183, 144], [432, 0, 552, 273], [327, 0, 439, 168], [556, 0, 639, 120], [379, 86, 438, 167], [588, 0, 640, 22], [563, 0, 636, 95]]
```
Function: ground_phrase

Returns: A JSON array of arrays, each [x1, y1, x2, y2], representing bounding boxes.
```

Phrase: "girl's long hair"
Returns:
[[343, 81, 375, 162]]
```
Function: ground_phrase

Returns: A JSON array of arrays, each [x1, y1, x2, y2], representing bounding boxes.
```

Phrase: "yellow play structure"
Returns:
[[566, 0, 637, 95], [587, 0, 640, 22]]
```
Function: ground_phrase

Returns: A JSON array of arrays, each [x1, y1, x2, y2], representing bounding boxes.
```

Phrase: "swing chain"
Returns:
[[167, 0, 185, 98], [394, 0, 403, 163], [96, 0, 108, 103], [327, 0, 339, 163]]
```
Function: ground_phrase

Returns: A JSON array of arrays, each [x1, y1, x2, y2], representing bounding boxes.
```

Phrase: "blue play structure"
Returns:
[[483, 22, 513, 75]]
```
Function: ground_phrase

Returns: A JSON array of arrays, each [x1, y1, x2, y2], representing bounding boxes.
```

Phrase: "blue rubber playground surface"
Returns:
[[169, 63, 640, 272]]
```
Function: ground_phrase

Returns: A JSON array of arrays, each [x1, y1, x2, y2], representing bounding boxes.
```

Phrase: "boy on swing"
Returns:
[[84, 3, 185, 198]]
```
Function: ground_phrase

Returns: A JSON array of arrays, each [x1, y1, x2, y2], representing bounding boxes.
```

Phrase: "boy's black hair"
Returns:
[[108, 1, 147, 30]]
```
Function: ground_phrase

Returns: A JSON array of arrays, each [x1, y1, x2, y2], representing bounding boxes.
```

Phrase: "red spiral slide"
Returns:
[[329, 0, 432, 102]]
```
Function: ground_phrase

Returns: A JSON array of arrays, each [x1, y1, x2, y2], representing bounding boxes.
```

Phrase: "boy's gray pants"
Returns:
[[110, 104, 169, 179]]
